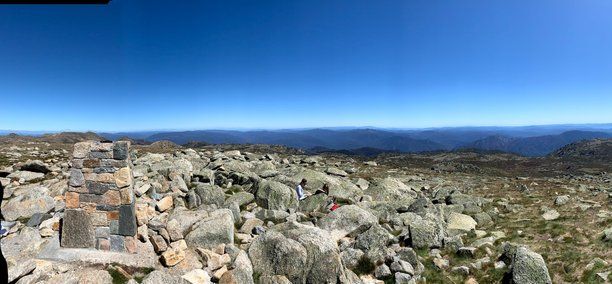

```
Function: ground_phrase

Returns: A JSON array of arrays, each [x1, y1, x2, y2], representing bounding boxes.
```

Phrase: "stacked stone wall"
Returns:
[[61, 141, 137, 253]]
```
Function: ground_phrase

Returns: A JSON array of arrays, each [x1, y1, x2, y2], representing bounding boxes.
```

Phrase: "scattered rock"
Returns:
[[542, 209, 560, 221], [162, 247, 186, 267], [143, 270, 189, 284], [325, 167, 348, 177], [157, 195, 174, 212], [182, 269, 212, 284], [602, 227, 612, 242], [554, 195, 570, 206]]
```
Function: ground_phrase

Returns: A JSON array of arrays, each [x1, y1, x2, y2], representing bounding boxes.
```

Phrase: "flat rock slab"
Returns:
[[38, 234, 159, 269], [61, 209, 95, 248]]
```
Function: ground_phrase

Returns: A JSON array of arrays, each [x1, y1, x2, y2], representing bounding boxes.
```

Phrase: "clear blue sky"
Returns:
[[1, 1, 611, 132]]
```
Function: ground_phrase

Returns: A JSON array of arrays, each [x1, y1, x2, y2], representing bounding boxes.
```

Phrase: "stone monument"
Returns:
[[61, 140, 137, 253]]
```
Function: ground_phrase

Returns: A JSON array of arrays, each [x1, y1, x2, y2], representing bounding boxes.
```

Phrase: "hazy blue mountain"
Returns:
[[462, 130, 612, 156], [144, 128, 445, 153], [86, 123, 612, 156]]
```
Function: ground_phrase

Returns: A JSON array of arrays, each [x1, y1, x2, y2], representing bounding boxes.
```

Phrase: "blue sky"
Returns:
[[1, 0, 611, 132]]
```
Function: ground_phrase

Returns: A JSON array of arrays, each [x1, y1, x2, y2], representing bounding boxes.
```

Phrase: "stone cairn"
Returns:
[[61, 141, 137, 253]]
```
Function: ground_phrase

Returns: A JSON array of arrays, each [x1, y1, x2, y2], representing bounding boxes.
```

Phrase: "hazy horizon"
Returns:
[[2, 122, 612, 135]]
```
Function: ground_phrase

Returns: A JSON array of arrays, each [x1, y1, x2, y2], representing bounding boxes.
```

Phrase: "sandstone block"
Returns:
[[68, 186, 88, 193], [125, 236, 137, 254], [120, 187, 133, 204], [81, 203, 97, 213], [95, 173, 115, 183], [103, 190, 121, 206], [97, 238, 110, 251], [73, 142, 91, 159], [94, 167, 117, 174], [156, 196, 174, 212], [114, 167, 132, 188], [90, 142, 113, 152], [161, 247, 186, 267], [83, 159, 100, 168], [107, 210, 120, 220], [91, 211, 108, 226], [65, 192, 79, 209]]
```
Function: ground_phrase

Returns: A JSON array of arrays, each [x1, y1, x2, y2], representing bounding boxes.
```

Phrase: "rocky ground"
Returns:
[[1, 139, 611, 284]]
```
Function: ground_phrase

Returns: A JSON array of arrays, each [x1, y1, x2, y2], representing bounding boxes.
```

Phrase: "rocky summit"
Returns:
[[1, 139, 611, 284]]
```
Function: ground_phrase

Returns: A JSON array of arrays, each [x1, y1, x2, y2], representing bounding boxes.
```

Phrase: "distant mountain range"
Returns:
[[2, 124, 611, 157], [97, 124, 612, 157], [460, 130, 612, 156]]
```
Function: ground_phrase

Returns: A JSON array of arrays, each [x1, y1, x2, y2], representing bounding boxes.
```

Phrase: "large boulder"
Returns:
[[168, 208, 209, 236], [317, 205, 378, 240], [15, 160, 51, 173], [185, 209, 234, 249], [220, 160, 254, 174], [340, 248, 365, 271], [408, 218, 445, 249], [446, 191, 489, 207], [259, 275, 292, 284], [1, 185, 55, 221], [224, 192, 255, 208], [219, 250, 254, 284], [172, 158, 194, 180], [7, 171, 44, 182], [248, 222, 345, 284], [298, 193, 328, 213], [7, 259, 36, 283], [355, 223, 392, 262], [325, 167, 348, 177], [1, 227, 45, 261], [446, 213, 477, 234], [510, 246, 552, 284], [255, 180, 298, 211], [193, 183, 226, 207], [365, 177, 417, 202], [275, 168, 362, 200]]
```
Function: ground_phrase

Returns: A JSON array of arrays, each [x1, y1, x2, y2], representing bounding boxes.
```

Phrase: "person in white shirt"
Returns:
[[296, 179, 307, 200]]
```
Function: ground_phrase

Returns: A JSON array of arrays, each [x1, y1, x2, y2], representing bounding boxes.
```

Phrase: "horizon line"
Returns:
[[1, 122, 612, 134]]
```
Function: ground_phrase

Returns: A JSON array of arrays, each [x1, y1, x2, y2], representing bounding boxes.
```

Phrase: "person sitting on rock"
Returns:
[[296, 179, 308, 201]]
